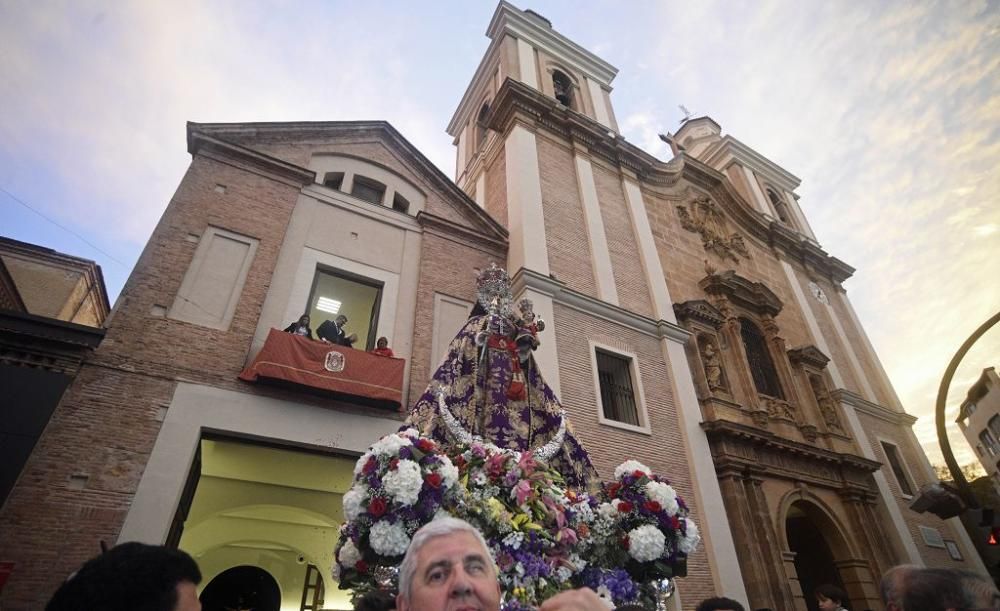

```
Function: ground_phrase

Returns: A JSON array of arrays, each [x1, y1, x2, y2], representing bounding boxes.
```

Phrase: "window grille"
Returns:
[[596, 349, 639, 426], [739, 318, 783, 398]]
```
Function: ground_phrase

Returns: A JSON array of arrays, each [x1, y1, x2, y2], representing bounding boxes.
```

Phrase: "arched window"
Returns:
[[740, 318, 783, 398], [552, 70, 573, 108], [766, 188, 792, 224], [476, 102, 490, 150]]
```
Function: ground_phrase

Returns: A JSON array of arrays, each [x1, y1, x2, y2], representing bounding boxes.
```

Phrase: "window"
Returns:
[[306, 268, 383, 351], [392, 193, 410, 214], [476, 102, 490, 150], [739, 318, 784, 398], [989, 415, 1000, 439], [169, 226, 258, 330], [322, 172, 344, 191], [766, 188, 792, 224], [981, 430, 998, 456], [552, 70, 573, 108], [350, 176, 386, 205], [595, 349, 639, 426], [881, 441, 914, 497]]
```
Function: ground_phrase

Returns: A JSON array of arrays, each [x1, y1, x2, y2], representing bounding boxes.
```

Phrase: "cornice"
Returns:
[[188, 132, 315, 186], [787, 345, 831, 369], [417, 211, 508, 254], [673, 299, 726, 330], [705, 135, 801, 191], [488, 79, 856, 284], [699, 270, 783, 317], [510, 268, 691, 344], [833, 389, 918, 426], [702, 418, 883, 473], [487, 2, 618, 84]]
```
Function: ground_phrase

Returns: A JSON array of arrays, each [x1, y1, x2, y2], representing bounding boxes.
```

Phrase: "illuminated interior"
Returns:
[[178, 438, 357, 611], [307, 270, 382, 351]]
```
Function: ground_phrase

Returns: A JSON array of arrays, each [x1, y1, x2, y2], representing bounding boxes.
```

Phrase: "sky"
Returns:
[[1, 0, 997, 468]]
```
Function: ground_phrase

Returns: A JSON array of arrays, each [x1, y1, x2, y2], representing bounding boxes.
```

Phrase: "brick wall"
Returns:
[[551, 304, 716, 604], [536, 135, 597, 297], [484, 142, 508, 229]]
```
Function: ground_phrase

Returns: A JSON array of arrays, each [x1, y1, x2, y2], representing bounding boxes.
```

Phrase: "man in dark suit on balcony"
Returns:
[[318, 314, 356, 347]]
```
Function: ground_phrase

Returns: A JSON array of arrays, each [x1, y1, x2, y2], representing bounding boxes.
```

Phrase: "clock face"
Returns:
[[808, 281, 829, 304]]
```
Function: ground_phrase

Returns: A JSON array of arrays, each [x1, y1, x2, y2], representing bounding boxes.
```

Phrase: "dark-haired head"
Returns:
[[46, 542, 202, 611], [696, 596, 746, 611]]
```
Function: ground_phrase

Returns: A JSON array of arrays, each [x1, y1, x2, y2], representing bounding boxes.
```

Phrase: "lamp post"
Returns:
[[936, 311, 1000, 509]]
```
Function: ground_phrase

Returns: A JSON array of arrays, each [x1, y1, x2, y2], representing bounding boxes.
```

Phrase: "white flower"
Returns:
[[597, 502, 617, 519], [383, 459, 423, 506], [353, 451, 373, 476], [369, 520, 410, 557], [595, 586, 616, 609], [555, 566, 573, 582], [400, 427, 420, 438], [371, 433, 412, 457], [628, 524, 666, 562], [338, 539, 361, 567], [614, 460, 651, 479], [343, 486, 366, 521], [438, 454, 459, 489], [645, 481, 679, 514], [502, 532, 524, 550], [678, 519, 701, 554]]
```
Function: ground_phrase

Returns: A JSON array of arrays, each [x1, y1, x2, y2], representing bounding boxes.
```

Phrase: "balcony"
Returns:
[[239, 328, 404, 410]]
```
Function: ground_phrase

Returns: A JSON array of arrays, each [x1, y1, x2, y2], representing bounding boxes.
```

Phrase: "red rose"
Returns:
[[633, 470, 646, 479], [622, 536, 630, 550], [644, 500, 662, 513], [417, 438, 435, 452], [389, 458, 399, 471], [618, 501, 633, 513], [355, 560, 368, 573], [453, 455, 466, 468], [362, 458, 377, 474], [368, 496, 388, 517], [425, 472, 442, 488], [607, 482, 621, 498], [671, 515, 680, 529]]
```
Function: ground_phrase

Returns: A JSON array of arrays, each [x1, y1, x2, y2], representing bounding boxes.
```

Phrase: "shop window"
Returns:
[[306, 268, 382, 351], [881, 441, 914, 497]]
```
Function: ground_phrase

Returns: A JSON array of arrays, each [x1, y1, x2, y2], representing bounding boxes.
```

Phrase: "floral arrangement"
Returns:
[[333, 428, 461, 593], [450, 442, 598, 609], [593, 460, 700, 584], [333, 434, 699, 610]]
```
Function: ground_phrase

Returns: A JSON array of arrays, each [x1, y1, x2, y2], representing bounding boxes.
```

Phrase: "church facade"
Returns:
[[0, 3, 982, 611]]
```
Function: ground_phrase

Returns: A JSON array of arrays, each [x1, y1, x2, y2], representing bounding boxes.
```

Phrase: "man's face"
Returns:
[[398, 531, 501, 611], [336, 315, 347, 326], [173, 581, 201, 611]]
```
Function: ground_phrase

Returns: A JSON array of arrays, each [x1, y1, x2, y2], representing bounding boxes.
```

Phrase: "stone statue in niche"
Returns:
[[810, 375, 842, 431], [698, 335, 726, 392], [676, 192, 750, 263]]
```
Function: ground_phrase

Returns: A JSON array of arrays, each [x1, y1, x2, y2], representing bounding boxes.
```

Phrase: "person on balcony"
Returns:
[[283, 314, 314, 339], [318, 314, 357, 347], [371, 336, 395, 358]]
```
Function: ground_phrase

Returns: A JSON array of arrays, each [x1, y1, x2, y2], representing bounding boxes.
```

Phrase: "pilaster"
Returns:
[[503, 124, 550, 276]]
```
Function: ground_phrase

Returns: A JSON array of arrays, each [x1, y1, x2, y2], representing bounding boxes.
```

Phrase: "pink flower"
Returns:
[[558, 527, 578, 545], [514, 479, 532, 505]]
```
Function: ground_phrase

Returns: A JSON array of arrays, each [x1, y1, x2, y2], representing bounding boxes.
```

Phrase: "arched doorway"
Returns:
[[199, 565, 281, 611], [785, 502, 850, 611]]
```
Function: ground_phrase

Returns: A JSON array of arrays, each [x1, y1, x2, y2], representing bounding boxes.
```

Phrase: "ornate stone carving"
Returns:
[[810, 375, 843, 432], [698, 335, 727, 392], [751, 408, 770, 428], [699, 270, 783, 317], [788, 345, 831, 370], [676, 192, 750, 263], [764, 396, 797, 421], [673, 299, 726, 329], [799, 423, 819, 442]]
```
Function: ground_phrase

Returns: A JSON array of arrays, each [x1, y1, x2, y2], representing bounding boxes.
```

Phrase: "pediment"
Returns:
[[787, 345, 831, 369], [699, 270, 782, 317], [673, 299, 725, 329], [186, 121, 508, 246]]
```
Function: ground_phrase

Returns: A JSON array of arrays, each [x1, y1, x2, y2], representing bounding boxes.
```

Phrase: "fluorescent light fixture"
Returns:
[[316, 297, 341, 314]]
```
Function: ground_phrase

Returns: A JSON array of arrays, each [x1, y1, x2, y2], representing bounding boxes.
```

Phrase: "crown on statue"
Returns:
[[476, 263, 513, 316]]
